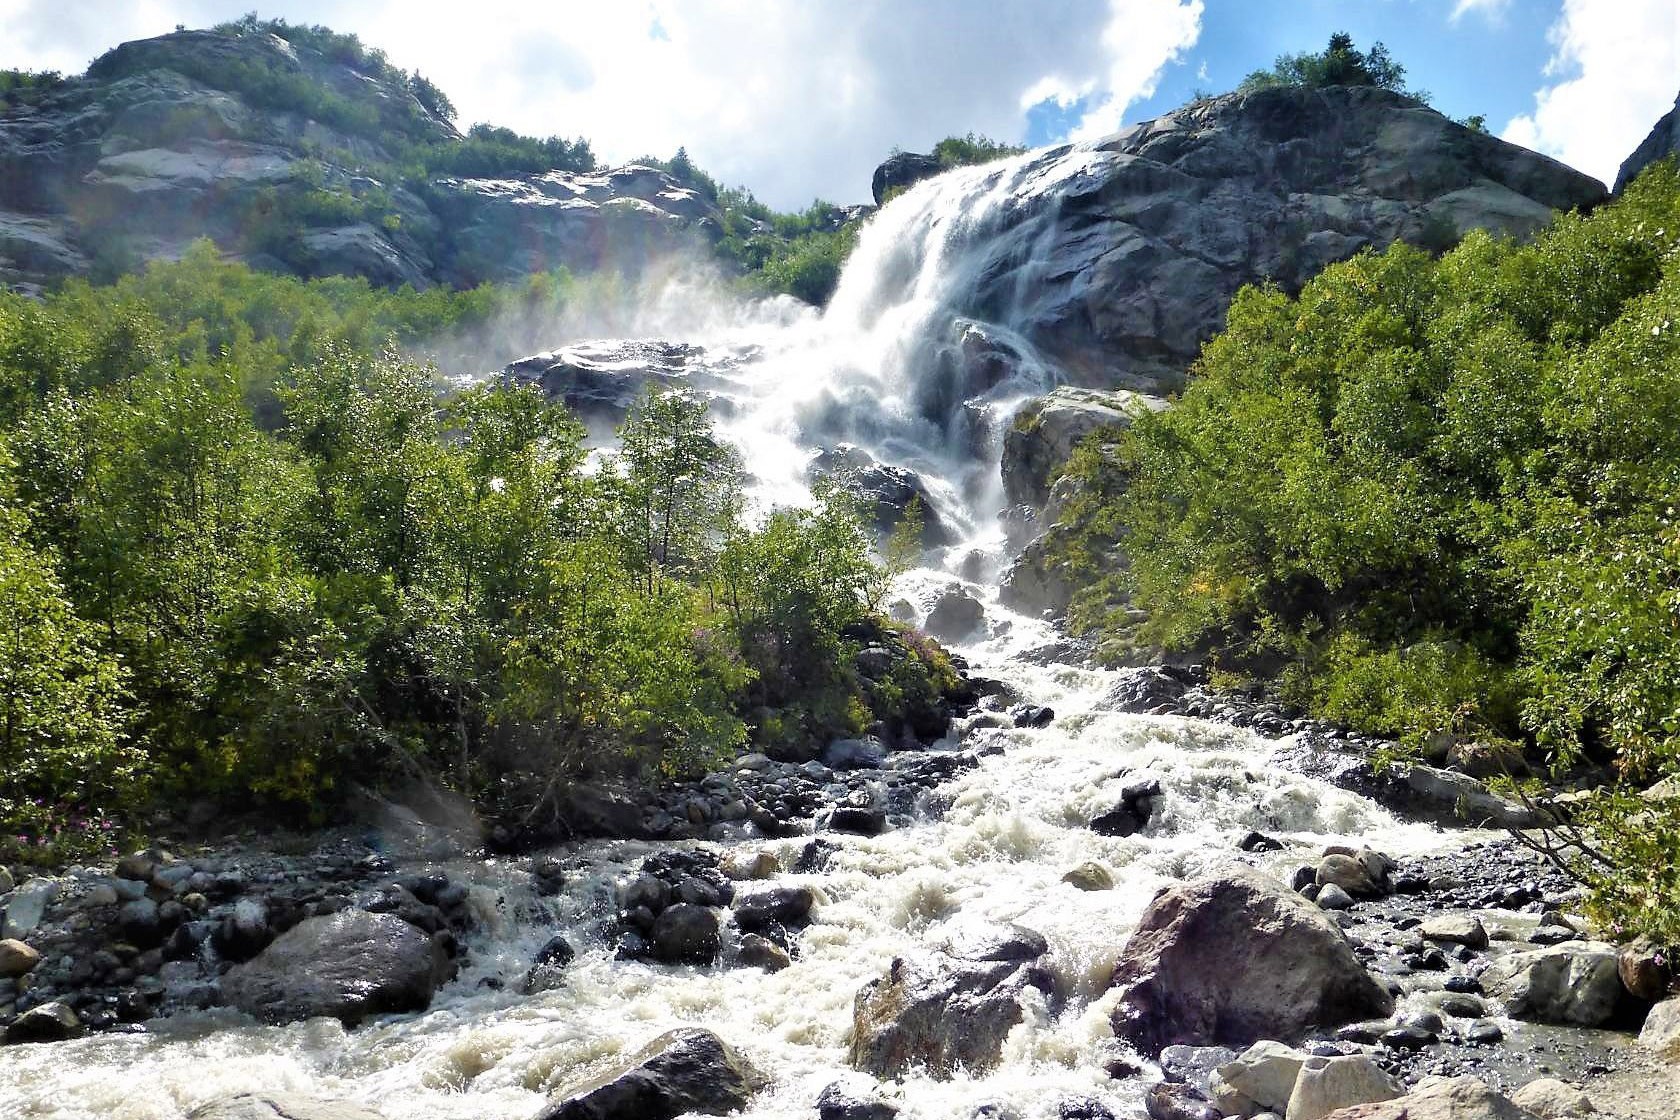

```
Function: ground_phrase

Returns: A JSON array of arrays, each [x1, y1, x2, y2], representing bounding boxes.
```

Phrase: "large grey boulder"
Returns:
[[1640, 997, 1680, 1059], [220, 909, 453, 1026], [1317, 1076, 1541, 1120], [1002, 387, 1167, 509], [1211, 1040, 1309, 1115], [1287, 1055, 1401, 1120], [1108, 869, 1393, 1056], [999, 534, 1076, 618], [188, 1095, 386, 1120], [1484, 941, 1625, 1027], [849, 920, 1053, 1078], [1616, 89, 1680, 194], [537, 1028, 763, 1120]]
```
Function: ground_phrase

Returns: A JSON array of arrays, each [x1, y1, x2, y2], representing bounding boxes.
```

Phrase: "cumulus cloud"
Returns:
[[1502, 0, 1680, 187], [0, 0, 1204, 208]]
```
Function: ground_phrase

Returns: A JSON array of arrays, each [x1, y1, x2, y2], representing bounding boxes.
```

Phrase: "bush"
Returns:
[[1239, 32, 1424, 102]]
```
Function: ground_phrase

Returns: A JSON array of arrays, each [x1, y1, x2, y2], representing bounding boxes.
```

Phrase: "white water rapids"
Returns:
[[3, 150, 1469, 1120]]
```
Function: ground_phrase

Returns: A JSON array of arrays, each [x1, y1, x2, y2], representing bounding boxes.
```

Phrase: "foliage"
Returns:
[[1054, 159, 1680, 936], [932, 133, 1026, 169], [1239, 32, 1426, 103], [0, 254, 937, 851], [0, 68, 67, 106]]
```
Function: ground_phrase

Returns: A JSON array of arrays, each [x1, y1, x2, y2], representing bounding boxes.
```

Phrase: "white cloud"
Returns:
[[1448, 0, 1510, 25], [1501, 0, 1680, 187], [0, 0, 1204, 209]]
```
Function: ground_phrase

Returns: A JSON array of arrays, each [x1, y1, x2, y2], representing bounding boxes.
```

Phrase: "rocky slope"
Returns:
[[891, 85, 1605, 396], [0, 28, 721, 294], [1618, 88, 1680, 194]]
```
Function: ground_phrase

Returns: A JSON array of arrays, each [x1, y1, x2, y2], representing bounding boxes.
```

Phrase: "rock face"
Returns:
[[1616, 89, 1680, 194], [220, 909, 452, 1025], [538, 1028, 763, 1120], [0, 27, 720, 294], [897, 86, 1605, 396], [871, 151, 944, 205], [849, 920, 1053, 1079], [1002, 388, 1167, 509], [1108, 869, 1393, 1056]]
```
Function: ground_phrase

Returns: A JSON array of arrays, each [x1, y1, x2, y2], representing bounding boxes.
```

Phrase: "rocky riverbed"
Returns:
[[4, 648, 1677, 1120]]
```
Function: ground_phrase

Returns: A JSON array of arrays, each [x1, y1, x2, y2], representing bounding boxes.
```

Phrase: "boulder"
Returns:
[[849, 920, 1052, 1078], [1286, 1055, 1400, 1120], [188, 1095, 387, 1120], [1618, 937, 1672, 1002], [1396, 765, 1545, 828], [1108, 869, 1393, 1056], [1616, 89, 1680, 194], [220, 909, 452, 1026], [733, 886, 815, 932], [1507, 1080, 1594, 1119], [737, 934, 791, 973], [924, 588, 986, 642], [1639, 996, 1680, 1058], [1160, 1045, 1239, 1095], [817, 1075, 898, 1120], [824, 738, 888, 771], [1063, 862, 1114, 891], [999, 536, 1076, 619], [720, 850, 779, 881], [871, 151, 944, 205], [1420, 915, 1488, 950], [538, 1028, 763, 1120], [650, 903, 720, 965], [523, 935, 576, 995], [0, 937, 42, 977], [1002, 388, 1166, 509], [806, 447, 953, 547], [1484, 942, 1625, 1027], [1146, 1082, 1221, 1120], [1210, 1041, 1309, 1115], [5, 1000, 82, 1043], [1317, 1076, 1542, 1120], [1, 878, 55, 939]]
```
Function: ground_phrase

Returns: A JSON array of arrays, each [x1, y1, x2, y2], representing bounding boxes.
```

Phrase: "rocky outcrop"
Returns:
[[1483, 942, 1628, 1027], [1108, 869, 1393, 1056], [0, 28, 720, 294], [871, 152, 943, 205], [538, 1028, 763, 1120], [1616, 89, 1680, 194], [220, 909, 453, 1025], [907, 86, 1604, 396], [849, 920, 1053, 1078], [805, 445, 956, 546], [1002, 388, 1167, 510]]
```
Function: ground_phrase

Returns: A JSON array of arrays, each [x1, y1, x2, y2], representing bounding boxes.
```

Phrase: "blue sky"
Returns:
[[1, 1, 1676, 209]]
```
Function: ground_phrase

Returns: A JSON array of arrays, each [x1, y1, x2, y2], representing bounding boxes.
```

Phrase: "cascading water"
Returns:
[[1, 147, 1480, 1120]]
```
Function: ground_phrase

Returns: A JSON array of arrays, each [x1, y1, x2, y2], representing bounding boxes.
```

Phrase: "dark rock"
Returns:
[[1108, 869, 1393, 1057], [737, 934, 791, 973], [925, 588, 986, 642], [1011, 704, 1055, 729], [1617, 89, 1680, 194], [1240, 831, 1284, 853], [5, 1000, 83, 1043], [220, 910, 452, 1026], [849, 921, 1053, 1079], [537, 1028, 763, 1120], [871, 151, 944, 205], [806, 447, 954, 547], [1144, 1082, 1220, 1120], [523, 935, 575, 995], [733, 887, 815, 932], [817, 1076, 897, 1120], [650, 904, 720, 965], [795, 839, 841, 873]]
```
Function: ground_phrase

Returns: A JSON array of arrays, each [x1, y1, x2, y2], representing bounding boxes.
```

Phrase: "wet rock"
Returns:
[[1316, 851, 1390, 898], [622, 873, 673, 914], [220, 909, 452, 1026], [1314, 1074, 1542, 1119], [1484, 941, 1625, 1027], [5, 1000, 82, 1043], [1508, 1079, 1594, 1119], [1241, 831, 1285, 853], [830, 795, 888, 837], [1429, 992, 1486, 1019], [1421, 916, 1488, 950], [720, 850, 779, 881], [737, 933, 791, 973], [1618, 937, 1672, 1002], [824, 738, 888, 771], [1063, 862, 1114, 891], [538, 1027, 763, 1120], [733, 886, 815, 932], [523, 935, 576, 995], [806, 449, 954, 548], [1211, 1041, 1308, 1116], [1160, 1045, 1238, 1095], [1381, 1025, 1435, 1050], [650, 903, 720, 965], [1316, 884, 1355, 911], [871, 151, 943, 205], [1466, 1021, 1504, 1045], [795, 839, 841, 873], [212, 898, 273, 962], [999, 536, 1075, 618], [1091, 777, 1162, 837], [0, 938, 41, 977], [531, 856, 568, 897], [555, 782, 647, 839], [1108, 869, 1393, 1056], [1639, 996, 1680, 1058], [1011, 704, 1056, 729], [1145, 1082, 1220, 1120], [817, 1074, 898, 1120], [849, 920, 1053, 1079], [1002, 387, 1167, 509], [187, 1094, 387, 1120], [1101, 667, 1196, 714], [1287, 1055, 1400, 1120], [925, 588, 986, 642]]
